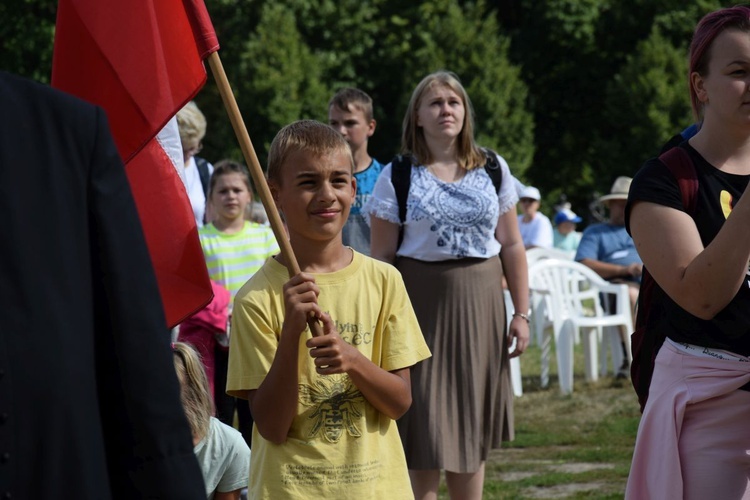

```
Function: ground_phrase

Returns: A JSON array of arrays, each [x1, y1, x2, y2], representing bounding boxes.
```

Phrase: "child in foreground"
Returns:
[[226, 120, 431, 499]]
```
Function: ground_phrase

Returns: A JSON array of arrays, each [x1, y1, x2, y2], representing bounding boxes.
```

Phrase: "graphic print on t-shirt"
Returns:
[[719, 189, 750, 281], [299, 374, 365, 443], [721, 190, 733, 219]]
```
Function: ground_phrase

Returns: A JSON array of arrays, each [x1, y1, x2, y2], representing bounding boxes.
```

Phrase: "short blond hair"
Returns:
[[176, 101, 207, 150], [267, 120, 353, 185]]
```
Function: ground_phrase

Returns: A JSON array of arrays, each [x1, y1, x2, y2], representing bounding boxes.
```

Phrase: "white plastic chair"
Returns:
[[528, 259, 634, 394], [503, 289, 523, 397], [526, 246, 576, 267], [525, 247, 575, 346]]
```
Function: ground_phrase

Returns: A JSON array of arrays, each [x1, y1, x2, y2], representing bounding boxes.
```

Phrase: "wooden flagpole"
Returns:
[[207, 52, 323, 337]]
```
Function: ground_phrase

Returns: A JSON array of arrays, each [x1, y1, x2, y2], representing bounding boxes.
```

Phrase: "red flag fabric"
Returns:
[[52, 0, 219, 327]]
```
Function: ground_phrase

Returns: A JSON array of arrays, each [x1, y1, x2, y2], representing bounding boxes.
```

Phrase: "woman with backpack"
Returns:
[[365, 70, 529, 499], [626, 6, 750, 498]]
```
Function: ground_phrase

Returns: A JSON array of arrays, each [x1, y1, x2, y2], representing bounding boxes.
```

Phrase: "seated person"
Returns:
[[576, 176, 642, 305], [553, 207, 582, 254], [576, 176, 642, 376], [172, 342, 251, 500], [518, 186, 553, 249]]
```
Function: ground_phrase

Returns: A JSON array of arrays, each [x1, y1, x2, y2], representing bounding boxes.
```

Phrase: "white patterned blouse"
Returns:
[[364, 153, 519, 261]]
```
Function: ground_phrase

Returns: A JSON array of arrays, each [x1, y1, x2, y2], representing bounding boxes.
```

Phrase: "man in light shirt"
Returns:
[[576, 176, 642, 378], [517, 186, 553, 249]]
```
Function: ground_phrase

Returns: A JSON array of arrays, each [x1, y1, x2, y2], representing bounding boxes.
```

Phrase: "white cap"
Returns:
[[520, 186, 541, 201]]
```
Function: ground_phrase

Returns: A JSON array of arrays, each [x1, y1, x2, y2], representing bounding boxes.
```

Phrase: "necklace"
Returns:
[[427, 162, 466, 183]]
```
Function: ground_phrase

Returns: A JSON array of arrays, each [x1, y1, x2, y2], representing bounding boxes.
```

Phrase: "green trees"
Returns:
[[0, 0, 56, 82], [0, 0, 736, 214], [209, 3, 332, 163], [497, 0, 729, 211], [178, 0, 535, 177], [595, 29, 691, 185], [413, 0, 534, 175], [593, 2, 725, 191], [197, 0, 533, 175]]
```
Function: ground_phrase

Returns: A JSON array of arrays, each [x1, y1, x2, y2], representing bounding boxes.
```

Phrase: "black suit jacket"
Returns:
[[0, 72, 205, 498]]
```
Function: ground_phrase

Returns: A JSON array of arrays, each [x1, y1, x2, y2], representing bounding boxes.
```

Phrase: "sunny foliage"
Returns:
[[0, 0, 737, 218]]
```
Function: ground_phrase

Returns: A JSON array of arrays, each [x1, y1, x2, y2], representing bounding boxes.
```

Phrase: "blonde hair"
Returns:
[[402, 71, 485, 170], [172, 342, 213, 441], [267, 120, 353, 185], [176, 101, 207, 151]]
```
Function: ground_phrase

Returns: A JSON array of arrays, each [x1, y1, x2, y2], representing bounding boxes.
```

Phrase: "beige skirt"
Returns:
[[396, 256, 514, 473]]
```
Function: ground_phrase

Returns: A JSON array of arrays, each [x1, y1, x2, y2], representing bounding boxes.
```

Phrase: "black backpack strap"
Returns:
[[195, 156, 211, 198], [481, 147, 503, 194], [391, 155, 413, 224], [390, 155, 413, 248], [390, 150, 501, 248]]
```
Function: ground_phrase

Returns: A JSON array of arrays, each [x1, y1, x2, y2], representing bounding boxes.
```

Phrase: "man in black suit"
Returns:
[[0, 71, 205, 498]]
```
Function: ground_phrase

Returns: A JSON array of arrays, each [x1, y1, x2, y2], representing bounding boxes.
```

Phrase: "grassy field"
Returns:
[[439, 342, 642, 499]]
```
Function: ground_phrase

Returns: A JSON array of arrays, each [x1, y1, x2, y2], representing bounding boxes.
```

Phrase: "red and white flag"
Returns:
[[52, 0, 218, 327]]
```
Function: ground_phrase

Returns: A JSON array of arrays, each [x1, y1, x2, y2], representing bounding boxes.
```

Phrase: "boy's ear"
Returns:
[[350, 175, 357, 200], [269, 181, 282, 208], [367, 119, 376, 138]]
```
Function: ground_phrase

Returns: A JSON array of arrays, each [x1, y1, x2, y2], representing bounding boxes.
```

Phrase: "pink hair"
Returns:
[[689, 6, 750, 121]]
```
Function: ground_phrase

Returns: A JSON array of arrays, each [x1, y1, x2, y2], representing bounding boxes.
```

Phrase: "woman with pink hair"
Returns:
[[626, 6, 750, 498]]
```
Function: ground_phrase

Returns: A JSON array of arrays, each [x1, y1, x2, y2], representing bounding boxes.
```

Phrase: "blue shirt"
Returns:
[[575, 223, 641, 281], [343, 158, 383, 255], [350, 158, 383, 216]]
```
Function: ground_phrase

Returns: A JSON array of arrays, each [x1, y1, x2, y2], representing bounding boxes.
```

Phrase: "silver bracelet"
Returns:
[[512, 312, 530, 323]]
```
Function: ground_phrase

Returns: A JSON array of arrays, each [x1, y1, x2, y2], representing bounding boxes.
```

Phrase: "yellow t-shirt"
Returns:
[[227, 251, 430, 499]]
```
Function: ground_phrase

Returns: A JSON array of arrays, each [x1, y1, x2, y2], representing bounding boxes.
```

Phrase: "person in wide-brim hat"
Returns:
[[599, 176, 632, 204], [575, 174, 641, 380]]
